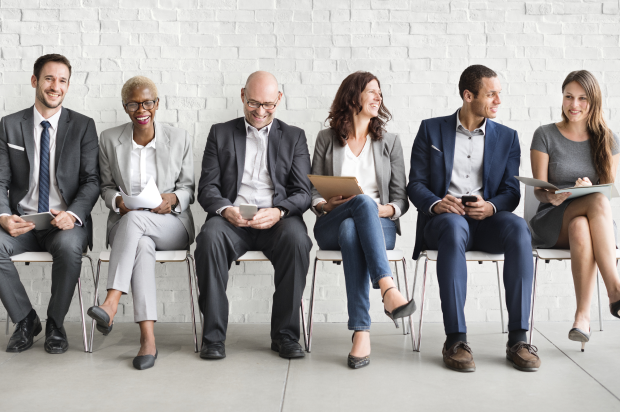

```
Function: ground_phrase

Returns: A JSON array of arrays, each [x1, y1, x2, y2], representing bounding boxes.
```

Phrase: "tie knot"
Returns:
[[41, 120, 51, 129]]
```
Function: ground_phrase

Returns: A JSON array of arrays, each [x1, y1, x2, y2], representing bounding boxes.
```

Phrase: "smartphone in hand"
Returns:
[[460, 195, 478, 205], [239, 204, 258, 220]]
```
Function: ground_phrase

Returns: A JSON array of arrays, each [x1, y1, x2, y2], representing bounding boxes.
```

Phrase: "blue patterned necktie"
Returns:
[[38, 120, 51, 213]]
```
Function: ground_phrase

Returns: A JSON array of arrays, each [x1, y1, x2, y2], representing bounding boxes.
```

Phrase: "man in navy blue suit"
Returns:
[[408, 65, 540, 373]]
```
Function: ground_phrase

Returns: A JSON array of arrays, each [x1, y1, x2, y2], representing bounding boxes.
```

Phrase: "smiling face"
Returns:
[[358, 79, 382, 119], [241, 72, 281, 130], [124, 86, 159, 132], [31, 61, 70, 111], [465, 76, 502, 119], [562, 81, 590, 124]]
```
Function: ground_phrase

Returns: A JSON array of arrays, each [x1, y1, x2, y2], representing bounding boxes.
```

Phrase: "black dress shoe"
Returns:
[[44, 319, 69, 354], [271, 336, 305, 359], [87, 306, 113, 335], [6, 310, 42, 353], [610, 299, 620, 319], [200, 342, 226, 360], [133, 350, 158, 370]]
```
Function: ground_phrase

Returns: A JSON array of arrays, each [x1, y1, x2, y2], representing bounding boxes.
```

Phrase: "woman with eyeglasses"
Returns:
[[87, 76, 195, 370]]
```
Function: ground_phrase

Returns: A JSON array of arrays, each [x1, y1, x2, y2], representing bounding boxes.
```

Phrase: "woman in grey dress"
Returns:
[[529, 70, 620, 350]]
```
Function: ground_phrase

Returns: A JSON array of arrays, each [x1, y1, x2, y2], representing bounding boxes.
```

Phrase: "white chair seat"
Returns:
[[424, 250, 504, 262], [316, 249, 404, 262], [98, 250, 188, 262], [236, 251, 269, 261], [11, 252, 54, 262], [535, 248, 620, 260]]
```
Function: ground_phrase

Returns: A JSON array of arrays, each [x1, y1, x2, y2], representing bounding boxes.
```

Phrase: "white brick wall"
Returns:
[[1, 0, 619, 326]]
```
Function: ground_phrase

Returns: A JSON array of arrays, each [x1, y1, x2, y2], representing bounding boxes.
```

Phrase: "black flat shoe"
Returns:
[[610, 299, 620, 319], [271, 336, 305, 359], [44, 319, 68, 354], [200, 342, 226, 360], [6, 310, 42, 353], [87, 306, 113, 336], [382, 287, 416, 326], [348, 331, 370, 369], [133, 350, 158, 370]]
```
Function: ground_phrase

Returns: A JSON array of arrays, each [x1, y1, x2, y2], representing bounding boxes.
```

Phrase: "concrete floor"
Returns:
[[0, 321, 618, 412]]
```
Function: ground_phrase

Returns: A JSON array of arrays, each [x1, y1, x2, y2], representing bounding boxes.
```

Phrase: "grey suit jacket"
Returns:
[[99, 122, 195, 246], [310, 128, 409, 235], [0, 106, 100, 248]]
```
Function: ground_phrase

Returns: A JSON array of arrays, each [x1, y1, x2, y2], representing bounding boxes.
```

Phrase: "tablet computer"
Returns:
[[20, 212, 55, 231]]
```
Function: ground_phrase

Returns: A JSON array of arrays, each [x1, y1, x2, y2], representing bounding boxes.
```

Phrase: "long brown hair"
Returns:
[[326, 71, 392, 147], [561, 70, 616, 183]]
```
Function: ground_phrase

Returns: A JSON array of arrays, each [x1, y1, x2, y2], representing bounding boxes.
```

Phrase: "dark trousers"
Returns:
[[424, 211, 533, 335], [0, 225, 88, 327], [195, 215, 312, 344]]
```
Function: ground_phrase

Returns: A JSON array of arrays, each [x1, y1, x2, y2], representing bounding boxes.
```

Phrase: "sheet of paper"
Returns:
[[514, 176, 559, 190], [120, 177, 163, 209]]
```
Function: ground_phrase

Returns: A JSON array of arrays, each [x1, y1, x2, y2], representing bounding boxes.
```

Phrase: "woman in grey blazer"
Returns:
[[87, 76, 195, 370], [311, 71, 414, 369]]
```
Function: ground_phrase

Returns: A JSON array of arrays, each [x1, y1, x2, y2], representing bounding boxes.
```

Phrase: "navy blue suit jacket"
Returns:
[[407, 110, 521, 259]]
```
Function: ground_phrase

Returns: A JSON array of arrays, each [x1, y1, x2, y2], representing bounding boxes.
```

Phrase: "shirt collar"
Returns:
[[244, 119, 273, 137], [34, 106, 62, 131], [456, 109, 486, 135], [131, 126, 157, 149]]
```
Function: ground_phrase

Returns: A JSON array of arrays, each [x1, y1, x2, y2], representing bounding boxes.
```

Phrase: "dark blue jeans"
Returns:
[[424, 211, 533, 335], [314, 195, 396, 330]]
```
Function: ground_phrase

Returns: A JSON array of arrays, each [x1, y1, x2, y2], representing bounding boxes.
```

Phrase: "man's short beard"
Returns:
[[36, 86, 62, 109]]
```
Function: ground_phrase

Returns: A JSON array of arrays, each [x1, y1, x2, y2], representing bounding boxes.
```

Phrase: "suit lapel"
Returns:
[[482, 120, 497, 199], [20, 107, 35, 182], [441, 111, 458, 193], [267, 119, 282, 183], [332, 133, 345, 176], [54, 108, 71, 173], [233, 118, 247, 192], [114, 123, 133, 194], [371, 138, 384, 196], [154, 122, 170, 191]]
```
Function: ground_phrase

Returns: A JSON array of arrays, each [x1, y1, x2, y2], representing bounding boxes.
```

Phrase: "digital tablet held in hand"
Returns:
[[20, 212, 55, 230], [239, 204, 258, 220]]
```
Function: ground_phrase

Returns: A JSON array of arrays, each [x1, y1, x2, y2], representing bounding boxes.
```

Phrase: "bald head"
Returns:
[[241, 71, 282, 130]]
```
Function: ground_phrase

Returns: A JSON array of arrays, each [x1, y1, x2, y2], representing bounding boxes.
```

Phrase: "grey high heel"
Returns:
[[568, 328, 590, 352], [348, 331, 370, 369]]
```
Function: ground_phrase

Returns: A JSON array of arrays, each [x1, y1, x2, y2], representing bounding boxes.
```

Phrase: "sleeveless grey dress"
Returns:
[[529, 123, 620, 248]]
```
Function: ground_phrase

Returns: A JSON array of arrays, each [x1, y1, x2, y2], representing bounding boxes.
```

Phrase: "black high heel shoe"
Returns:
[[382, 286, 416, 326], [610, 299, 620, 319], [87, 306, 114, 336], [348, 331, 370, 369]]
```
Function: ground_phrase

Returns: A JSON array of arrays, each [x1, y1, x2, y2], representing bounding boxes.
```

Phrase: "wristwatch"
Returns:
[[276, 206, 288, 218], [320, 202, 327, 215]]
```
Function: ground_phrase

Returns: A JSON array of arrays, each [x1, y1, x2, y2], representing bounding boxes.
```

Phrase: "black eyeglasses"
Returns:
[[244, 93, 281, 110], [124, 98, 159, 112]]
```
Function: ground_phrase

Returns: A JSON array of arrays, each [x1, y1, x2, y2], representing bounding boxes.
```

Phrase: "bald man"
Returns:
[[195, 71, 312, 360]]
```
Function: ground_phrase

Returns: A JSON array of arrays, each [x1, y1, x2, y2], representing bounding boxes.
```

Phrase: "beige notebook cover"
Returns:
[[308, 175, 364, 200]]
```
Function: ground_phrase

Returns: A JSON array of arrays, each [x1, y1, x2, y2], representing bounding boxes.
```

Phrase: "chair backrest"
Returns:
[[523, 185, 539, 223]]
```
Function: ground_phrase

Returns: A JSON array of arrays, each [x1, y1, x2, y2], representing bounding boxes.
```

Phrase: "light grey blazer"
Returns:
[[310, 128, 409, 235], [99, 122, 195, 246]]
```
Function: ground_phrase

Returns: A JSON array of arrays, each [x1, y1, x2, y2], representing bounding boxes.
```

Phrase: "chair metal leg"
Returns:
[[495, 261, 506, 334], [77, 276, 88, 352], [394, 261, 404, 333], [529, 257, 539, 345], [188, 254, 203, 331], [401, 258, 417, 351], [307, 258, 318, 353], [597, 269, 603, 332], [416, 257, 429, 352], [5, 315, 9, 335], [186, 256, 199, 353], [300, 298, 308, 352], [89, 259, 102, 353]]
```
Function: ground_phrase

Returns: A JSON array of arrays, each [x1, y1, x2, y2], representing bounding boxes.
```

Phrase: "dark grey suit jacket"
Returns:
[[198, 117, 311, 219], [0, 106, 100, 248]]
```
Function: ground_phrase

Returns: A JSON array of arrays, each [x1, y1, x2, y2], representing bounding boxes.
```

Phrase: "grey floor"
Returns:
[[0, 321, 618, 412]]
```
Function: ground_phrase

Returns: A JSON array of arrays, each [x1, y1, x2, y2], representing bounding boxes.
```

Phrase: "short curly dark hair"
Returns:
[[33, 54, 72, 81], [458, 65, 497, 99]]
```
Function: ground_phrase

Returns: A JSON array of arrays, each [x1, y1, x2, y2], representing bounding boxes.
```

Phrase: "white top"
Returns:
[[217, 120, 275, 215], [130, 135, 157, 196], [2, 107, 81, 225]]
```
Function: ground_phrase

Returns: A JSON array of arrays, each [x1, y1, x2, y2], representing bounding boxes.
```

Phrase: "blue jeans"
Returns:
[[314, 195, 396, 330]]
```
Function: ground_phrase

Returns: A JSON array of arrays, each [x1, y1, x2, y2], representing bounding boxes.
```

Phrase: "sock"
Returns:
[[508, 329, 528, 347], [445, 332, 467, 349]]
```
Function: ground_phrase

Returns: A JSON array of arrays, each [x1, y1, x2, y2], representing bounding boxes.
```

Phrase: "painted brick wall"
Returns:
[[1, 0, 619, 326]]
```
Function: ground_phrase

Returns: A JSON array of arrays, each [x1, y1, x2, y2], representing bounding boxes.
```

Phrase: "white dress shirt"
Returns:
[[313, 136, 401, 220], [0, 107, 82, 225], [217, 120, 275, 215]]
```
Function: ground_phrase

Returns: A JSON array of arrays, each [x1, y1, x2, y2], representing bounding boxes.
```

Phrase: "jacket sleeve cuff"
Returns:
[[387, 203, 401, 220], [428, 200, 441, 215], [66, 211, 83, 227], [486, 201, 497, 214]]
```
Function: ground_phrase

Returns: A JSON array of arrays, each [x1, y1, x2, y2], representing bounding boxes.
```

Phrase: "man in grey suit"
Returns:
[[196, 71, 312, 360], [0, 54, 100, 354]]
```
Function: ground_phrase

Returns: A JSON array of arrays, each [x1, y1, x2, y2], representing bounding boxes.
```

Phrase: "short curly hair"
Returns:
[[121, 76, 158, 103], [458, 65, 497, 99]]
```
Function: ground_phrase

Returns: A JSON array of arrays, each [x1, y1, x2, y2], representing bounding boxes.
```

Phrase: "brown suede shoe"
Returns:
[[506, 342, 541, 372], [442, 341, 475, 372]]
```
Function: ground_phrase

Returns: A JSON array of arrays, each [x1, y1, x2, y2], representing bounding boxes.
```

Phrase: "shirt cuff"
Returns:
[[387, 203, 401, 221], [0, 213, 10, 218], [113, 193, 122, 214], [486, 201, 497, 214], [311, 198, 326, 216], [216, 205, 232, 216], [429, 200, 441, 215], [66, 211, 83, 227]]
